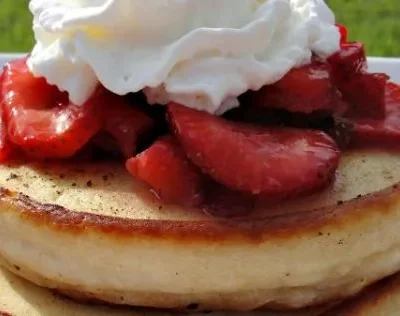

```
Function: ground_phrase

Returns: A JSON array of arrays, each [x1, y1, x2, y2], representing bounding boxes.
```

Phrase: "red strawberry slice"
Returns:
[[328, 42, 367, 75], [0, 109, 12, 162], [244, 61, 347, 115], [1, 57, 153, 159], [168, 103, 340, 198], [350, 82, 400, 147], [327, 37, 387, 120], [1, 57, 103, 158], [339, 72, 389, 119], [336, 24, 348, 45], [0, 70, 12, 161], [102, 95, 154, 158], [126, 136, 204, 207], [328, 41, 387, 119]]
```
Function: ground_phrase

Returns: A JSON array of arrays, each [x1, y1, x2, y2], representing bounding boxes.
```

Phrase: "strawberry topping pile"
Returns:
[[1, 25, 399, 216], [0, 58, 153, 160]]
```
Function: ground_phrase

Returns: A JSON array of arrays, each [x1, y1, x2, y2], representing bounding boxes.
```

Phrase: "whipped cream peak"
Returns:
[[28, 0, 340, 114]]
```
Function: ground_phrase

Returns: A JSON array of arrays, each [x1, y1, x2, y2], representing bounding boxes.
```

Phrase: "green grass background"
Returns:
[[0, 0, 399, 56]]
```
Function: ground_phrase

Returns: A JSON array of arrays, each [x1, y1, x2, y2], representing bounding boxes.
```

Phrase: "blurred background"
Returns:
[[0, 0, 399, 56]]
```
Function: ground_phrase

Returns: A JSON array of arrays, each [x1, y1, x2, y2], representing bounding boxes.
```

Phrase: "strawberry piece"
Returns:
[[351, 82, 400, 147], [340, 72, 389, 119], [0, 70, 13, 161], [1, 57, 103, 158], [126, 136, 204, 207], [328, 42, 367, 74], [336, 24, 348, 45], [244, 61, 347, 115], [0, 109, 12, 162], [328, 42, 387, 119], [168, 103, 340, 198], [102, 95, 154, 158], [1, 57, 153, 159]]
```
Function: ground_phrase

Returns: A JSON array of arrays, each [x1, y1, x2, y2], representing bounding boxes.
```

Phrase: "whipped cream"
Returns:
[[28, 0, 340, 114]]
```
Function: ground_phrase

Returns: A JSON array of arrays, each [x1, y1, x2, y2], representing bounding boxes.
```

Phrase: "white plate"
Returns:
[[0, 54, 399, 82], [367, 57, 400, 83]]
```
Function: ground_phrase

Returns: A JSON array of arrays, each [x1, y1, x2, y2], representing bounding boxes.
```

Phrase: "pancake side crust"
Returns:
[[323, 272, 400, 315]]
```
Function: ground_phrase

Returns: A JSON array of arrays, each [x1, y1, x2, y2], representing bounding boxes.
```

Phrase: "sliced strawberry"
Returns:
[[1, 57, 153, 159], [328, 42, 367, 75], [340, 72, 389, 119], [102, 95, 154, 158], [328, 42, 387, 119], [336, 24, 348, 45], [350, 82, 400, 147], [0, 110, 12, 162], [244, 61, 347, 115], [0, 69, 13, 161], [168, 103, 340, 198], [1, 57, 103, 158], [126, 136, 204, 207]]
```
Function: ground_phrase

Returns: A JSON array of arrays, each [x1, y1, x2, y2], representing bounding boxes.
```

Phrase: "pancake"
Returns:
[[2, 54, 400, 313], [322, 272, 400, 315], [3, 265, 400, 316], [1, 150, 400, 311], [0, 264, 330, 316]]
